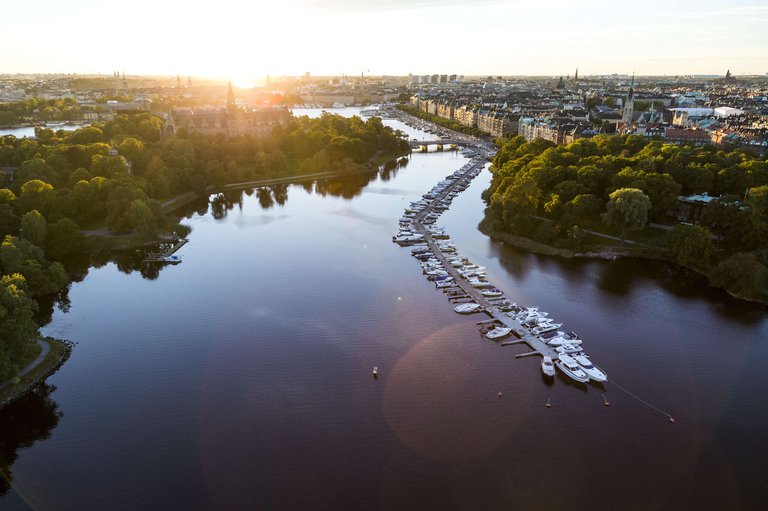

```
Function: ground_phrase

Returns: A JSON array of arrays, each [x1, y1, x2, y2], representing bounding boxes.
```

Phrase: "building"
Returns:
[[169, 82, 291, 138]]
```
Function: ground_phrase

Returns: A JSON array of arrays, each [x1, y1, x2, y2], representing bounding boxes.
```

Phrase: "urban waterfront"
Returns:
[[1, 110, 767, 510]]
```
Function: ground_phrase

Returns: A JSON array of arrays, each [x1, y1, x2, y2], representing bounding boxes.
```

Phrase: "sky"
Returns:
[[1, 0, 767, 79]]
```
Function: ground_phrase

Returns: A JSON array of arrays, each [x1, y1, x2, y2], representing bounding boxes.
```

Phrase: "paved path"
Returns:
[[0, 339, 50, 391]]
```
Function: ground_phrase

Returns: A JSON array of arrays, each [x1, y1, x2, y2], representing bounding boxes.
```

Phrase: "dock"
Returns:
[[144, 238, 188, 262], [407, 159, 560, 361]]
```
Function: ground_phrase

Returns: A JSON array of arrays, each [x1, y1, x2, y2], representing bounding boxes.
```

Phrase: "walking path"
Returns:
[[0, 339, 49, 391]]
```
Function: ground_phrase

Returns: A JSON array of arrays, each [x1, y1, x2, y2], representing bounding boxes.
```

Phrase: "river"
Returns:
[[1, 108, 766, 510]]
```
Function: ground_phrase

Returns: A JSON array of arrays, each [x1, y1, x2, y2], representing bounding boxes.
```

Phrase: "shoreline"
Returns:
[[478, 218, 768, 306], [0, 337, 74, 410]]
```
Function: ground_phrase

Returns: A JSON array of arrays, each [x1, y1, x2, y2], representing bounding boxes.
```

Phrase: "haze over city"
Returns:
[[2, 0, 767, 78]]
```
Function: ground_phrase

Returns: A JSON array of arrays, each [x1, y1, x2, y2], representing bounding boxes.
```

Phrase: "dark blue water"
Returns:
[[1, 112, 767, 510]]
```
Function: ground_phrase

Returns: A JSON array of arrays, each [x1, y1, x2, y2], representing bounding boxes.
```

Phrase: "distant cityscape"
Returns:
[[1, 71, 767, 153]]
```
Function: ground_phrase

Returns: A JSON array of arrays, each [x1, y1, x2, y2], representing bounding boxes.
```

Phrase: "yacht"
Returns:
[[554, 343, 583, 355], [572, 354, 608, 382], [485, 326, 512, 340], [454, 303, 482, 314], [481, 289, 504, 298], [546, 335, 583, 347], [541, 356, 555, 377], [555, 355, 590, 383], [531, 323, 562, 335]]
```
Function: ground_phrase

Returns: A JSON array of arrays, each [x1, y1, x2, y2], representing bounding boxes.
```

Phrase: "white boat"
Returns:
[[485, 327, 512, 340], [481, 289, 504, 298], [531, 323, 562, 335], [162, 255, 181, 264], [454, 303, 481, 314], [541, 356, 555, 377], [554, 343, 583, 354], [546, 336, 583, 347], [544, 331, 582, 346], [555, 355, 590, 383], [572, 354, 608, 382]]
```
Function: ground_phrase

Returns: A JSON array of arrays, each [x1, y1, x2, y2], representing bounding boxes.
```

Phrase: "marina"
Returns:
[[393, 136, 606, 384]]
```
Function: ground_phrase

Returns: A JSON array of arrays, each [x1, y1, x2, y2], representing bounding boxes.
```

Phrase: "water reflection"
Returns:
[[0, 384, 62, 495]]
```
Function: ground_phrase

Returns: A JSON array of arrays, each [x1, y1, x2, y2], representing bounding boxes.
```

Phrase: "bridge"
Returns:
[[409, 139, 463, 152]]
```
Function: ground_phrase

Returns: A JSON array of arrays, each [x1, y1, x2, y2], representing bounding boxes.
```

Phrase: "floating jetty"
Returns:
[[393, 147, 606, 384], [144, 238, 188, 263]]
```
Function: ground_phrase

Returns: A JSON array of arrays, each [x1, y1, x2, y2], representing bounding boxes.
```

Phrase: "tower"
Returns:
[[177, 75, 182, 88], [227, 81, 236, 113], [622, 74, 635, 124], [574, 68, 578, 82]]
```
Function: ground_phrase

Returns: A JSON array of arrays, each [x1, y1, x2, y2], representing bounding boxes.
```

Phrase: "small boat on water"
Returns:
[[372, 366, 379, 378], [572, 354, 608, 382], [555, 355, 589, 383], [454, 303, 482, 314], [481, 289, 504, 298], [554, 343, 583, 354], [541, 356, 555, 377], [531, 322, 562, 335], [485, 326, 512, 340]]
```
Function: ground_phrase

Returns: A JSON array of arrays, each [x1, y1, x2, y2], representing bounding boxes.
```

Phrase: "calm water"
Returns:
[[0, 124, 86, 138], [1, 111, 767, 510]]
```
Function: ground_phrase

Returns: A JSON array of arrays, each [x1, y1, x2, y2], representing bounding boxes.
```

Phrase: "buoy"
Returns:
[[602, 393, 610, 407], [498, 391, 502, 398], [545, 398, 551, 408]]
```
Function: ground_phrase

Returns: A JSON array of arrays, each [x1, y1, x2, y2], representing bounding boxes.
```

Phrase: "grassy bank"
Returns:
[[0, 338, 73, 410]]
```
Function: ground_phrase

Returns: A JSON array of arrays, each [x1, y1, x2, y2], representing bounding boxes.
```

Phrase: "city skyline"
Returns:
[[1, 0, 767, 79]]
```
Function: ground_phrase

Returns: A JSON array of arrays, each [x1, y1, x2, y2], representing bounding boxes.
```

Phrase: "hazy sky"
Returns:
[[1, 0, 766, 78]]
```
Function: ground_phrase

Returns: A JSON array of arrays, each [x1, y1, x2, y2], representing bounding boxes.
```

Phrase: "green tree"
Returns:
[[562, 193, 603, 227], [666, 224, 714, 270], [19, 210, 47, 247], [128, 199, 157, 238], [0, 236, 68, 297], [0, 204, 19, 238], [19, 180, 56, 216], [710, 252, 767, 299], [46, 218, 84, 259], [0, 273, 38, 378], [602, 188, 650, 243]]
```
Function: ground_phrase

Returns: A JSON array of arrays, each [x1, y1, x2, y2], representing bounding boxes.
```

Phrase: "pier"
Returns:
[[144, 238, 188, 262], [407, 166, 560, 361]]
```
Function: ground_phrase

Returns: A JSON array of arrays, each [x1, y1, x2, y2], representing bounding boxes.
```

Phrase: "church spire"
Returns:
[[227, 81, 236, 112], [622, 74, 635, 124], [574, 68, 578, 82]]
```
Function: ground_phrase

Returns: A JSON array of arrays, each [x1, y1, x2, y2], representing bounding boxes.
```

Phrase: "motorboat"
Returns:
[[555, 355, 590, 383], [572, 354, 608, 382], [162, 255, 181, 264], [554, 343, 583, 355], [541, 356, 555, 377], [485, 326, 512, 340], [545, 331, 582, 346], [531, 323, 562, 335], [481, 289, 504, 298], [454, 303, 481, 314]]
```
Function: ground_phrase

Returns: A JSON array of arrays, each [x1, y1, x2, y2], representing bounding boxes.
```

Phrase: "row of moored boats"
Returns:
[[392, 153, 608, 385]]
